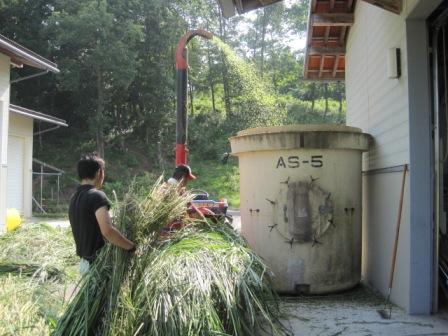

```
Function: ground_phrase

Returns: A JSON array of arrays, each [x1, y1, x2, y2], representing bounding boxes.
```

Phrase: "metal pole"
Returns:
[[57, 175, 60, 208], [40, 165, 43, 211]]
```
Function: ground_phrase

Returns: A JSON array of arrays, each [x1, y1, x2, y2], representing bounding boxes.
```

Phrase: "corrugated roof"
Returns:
[[304, 0, 355, 81], [9, 104, 67, 127], [0, 34, 59, 73]]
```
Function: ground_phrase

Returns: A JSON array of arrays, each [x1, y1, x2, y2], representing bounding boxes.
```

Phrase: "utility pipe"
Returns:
[[175, 29, 213, 165]]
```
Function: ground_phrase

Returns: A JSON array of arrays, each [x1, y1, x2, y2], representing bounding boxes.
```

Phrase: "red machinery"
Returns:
[[175, 29, 213, 166], [173, 30, 229, 221]]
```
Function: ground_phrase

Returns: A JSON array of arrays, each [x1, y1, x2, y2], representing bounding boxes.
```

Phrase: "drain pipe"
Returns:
[[175, 29, 213, 166]]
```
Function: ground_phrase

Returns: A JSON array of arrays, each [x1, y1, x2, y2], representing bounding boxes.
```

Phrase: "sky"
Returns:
[[234, 0, 308, 52]]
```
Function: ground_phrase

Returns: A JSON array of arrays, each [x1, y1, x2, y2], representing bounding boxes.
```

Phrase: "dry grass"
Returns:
[[0, 223, 79, 335]]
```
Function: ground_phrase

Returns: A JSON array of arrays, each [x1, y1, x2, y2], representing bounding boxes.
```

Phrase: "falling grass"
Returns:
[[210, 37, 287, 128]]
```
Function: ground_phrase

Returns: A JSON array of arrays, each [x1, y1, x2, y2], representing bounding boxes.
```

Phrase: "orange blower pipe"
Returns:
[[175, 30, 213, 166]]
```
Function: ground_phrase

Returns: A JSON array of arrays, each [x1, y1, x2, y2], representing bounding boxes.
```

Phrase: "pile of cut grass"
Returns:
[[53, 177, 195, 336], [0, 275, 50, 335], [0, 223, 78, 335], [0, 261, 62, 280], [108, 222, 283, 336], [0, 223, 78, 281], [55, 177, 284, 336]]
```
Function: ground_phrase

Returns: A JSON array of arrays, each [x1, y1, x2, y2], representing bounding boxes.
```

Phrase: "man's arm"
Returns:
[[95, 206, 135, 250]]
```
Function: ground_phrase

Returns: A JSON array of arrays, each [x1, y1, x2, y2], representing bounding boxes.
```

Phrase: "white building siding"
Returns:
[[6, 135, 24, 212], [0, 54, 10, 231], [346, 1, 409, 171], [361, 172, 410, 310], [9, 112, 33, 137], [8, 113, 33, 217], [345, 1, 414, 311]]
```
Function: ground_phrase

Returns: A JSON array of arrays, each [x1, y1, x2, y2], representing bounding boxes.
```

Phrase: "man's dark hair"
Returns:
[[173, 166, 188, 180], [172, 164, 195, 181], [77, 153, 105, 180]]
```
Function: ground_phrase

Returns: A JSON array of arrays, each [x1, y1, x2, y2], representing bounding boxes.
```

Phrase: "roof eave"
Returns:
[[303, 0, 355, 82], [9, 104, 68, 127], [0, 34, 59, 73], [216, 0, 283, 18], [217, 0, 236, 18]]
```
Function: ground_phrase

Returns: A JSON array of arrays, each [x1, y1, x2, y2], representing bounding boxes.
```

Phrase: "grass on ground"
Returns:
[[0, 223, 78, 335]]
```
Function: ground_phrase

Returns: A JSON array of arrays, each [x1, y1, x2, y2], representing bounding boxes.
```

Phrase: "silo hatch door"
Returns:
[[287, 180, 334, 243]]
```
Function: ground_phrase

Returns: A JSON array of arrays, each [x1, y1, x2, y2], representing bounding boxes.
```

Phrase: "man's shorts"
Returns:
[[80, 258, 90, 276]]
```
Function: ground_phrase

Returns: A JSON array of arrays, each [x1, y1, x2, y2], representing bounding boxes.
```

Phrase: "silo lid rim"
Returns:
[[233, 124, 365, 137]]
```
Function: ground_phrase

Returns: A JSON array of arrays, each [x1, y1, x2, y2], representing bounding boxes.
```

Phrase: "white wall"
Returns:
[[361, 171, 410, 309], [346, 1, 411, 170], [0, 54, 10, 232], [8, 113, 33, 217], [345, 1, 416, 311]]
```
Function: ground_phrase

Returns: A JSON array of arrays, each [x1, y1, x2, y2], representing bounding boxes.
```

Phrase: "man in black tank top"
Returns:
[[69, 153, 135, 274]]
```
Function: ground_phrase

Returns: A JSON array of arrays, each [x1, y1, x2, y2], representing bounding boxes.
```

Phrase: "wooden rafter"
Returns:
[[347, 0, 354, 11], [339, 26, 347, 46], [304, 0, 354, 82], [312, 37, 344, 42], [332, 55, 341, 77], [318, 55, 325, 78], [311, 13, 354, 27], [308, 69, 344, 73], [324, 26, 331, 45], [304, 74, 345, 82], [361, 0, 402, 14], [309, 46, 346, 55]]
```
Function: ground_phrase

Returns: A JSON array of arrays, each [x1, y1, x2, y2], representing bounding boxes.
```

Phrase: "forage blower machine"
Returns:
[[175, 30, 228, 217]]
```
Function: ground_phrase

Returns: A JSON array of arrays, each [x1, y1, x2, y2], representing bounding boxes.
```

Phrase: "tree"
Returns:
[[0, 0, 346, 172], [49, 0, 142, 157]]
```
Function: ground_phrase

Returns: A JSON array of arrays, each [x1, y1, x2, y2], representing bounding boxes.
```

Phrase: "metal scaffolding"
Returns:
[[32, 158, 64, 213]]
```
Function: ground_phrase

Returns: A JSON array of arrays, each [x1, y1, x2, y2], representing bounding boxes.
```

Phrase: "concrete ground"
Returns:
[[281, 286, 448, 336], [228, 209, 241, 231], [26, 217, 70, 228]]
